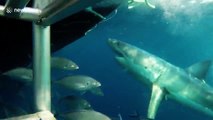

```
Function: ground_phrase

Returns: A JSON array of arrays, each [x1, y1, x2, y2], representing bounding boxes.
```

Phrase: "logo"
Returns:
[[5, 7, 22, 14]]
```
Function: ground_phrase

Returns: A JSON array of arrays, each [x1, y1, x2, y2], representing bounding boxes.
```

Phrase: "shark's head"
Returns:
[[108, 39, 166, 84], [108, 38, 140, 59]]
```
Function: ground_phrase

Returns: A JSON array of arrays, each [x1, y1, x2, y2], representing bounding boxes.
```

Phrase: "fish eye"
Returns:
[[86, 82, 89, 85]]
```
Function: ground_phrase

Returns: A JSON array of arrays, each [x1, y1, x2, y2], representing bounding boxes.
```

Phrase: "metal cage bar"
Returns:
[[32, 24, 51, 112], [37, 0, 103, 26]]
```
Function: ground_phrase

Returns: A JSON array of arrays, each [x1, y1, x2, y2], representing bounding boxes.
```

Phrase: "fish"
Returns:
[[2, 67, 33, 83], [54, 75, 101, 93], [60, 110, 111, 120], [51, 57, 79, 71], [57, 95, 92, 113], [108, 39, 213, 119], [27, 57, 79, 71]]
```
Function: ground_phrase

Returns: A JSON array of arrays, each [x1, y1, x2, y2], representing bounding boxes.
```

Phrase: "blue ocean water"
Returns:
[[52, 1, 213, 120]]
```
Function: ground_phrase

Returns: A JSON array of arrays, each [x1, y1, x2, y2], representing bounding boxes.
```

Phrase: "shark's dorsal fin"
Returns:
[[147, 84, 164, 119], [185, 60, 212, 80]]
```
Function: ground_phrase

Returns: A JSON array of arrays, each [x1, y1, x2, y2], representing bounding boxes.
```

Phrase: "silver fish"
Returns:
[[2, 67, 33, 83], [51, 57, 79, 70], [54, 75, 101, 93], [58, 95, 92, 113]]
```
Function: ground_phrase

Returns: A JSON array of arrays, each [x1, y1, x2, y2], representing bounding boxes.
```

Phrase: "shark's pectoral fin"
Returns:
[[115, 56, 126, 65], [185, 60, 212, 80], [147, 84, 164, 119], [115, 56, 129, 71]]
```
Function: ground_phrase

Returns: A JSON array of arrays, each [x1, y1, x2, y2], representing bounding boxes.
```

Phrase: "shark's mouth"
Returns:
[[115, 51, 124, 59], [108, 39, 130, 68]]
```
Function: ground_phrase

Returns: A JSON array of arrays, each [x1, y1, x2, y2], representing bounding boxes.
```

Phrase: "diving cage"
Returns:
[[0, 0, 106, 119]]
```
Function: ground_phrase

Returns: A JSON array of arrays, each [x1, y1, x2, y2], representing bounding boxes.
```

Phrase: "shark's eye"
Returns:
[[116, 41, 124, 47], [116, 41, 121, 46]]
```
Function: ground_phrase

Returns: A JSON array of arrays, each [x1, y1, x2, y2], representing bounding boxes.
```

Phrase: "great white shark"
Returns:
[[108, 39, 213, 119]]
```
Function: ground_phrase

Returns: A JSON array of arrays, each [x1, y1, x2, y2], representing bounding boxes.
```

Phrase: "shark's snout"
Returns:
[[108, 38, 127, 47], [108, 39, 129, 49], [108, 38, 118, 47], [108, 39, 124, 57], [108, 38, 127, 52]]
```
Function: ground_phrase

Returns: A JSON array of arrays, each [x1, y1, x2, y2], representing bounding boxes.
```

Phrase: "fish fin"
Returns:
[[118, 113, 123, 120], [27, 63, 33, 68], [185, 60, 212, 80], [26, 54, 33, 68], [16, 90, 26, 101], [80, 91, 86, 95], [54, 89, 61, 99], [3, 105, 10, 118], [164, 95, 168, 101], [147, 84, 164, 119]]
